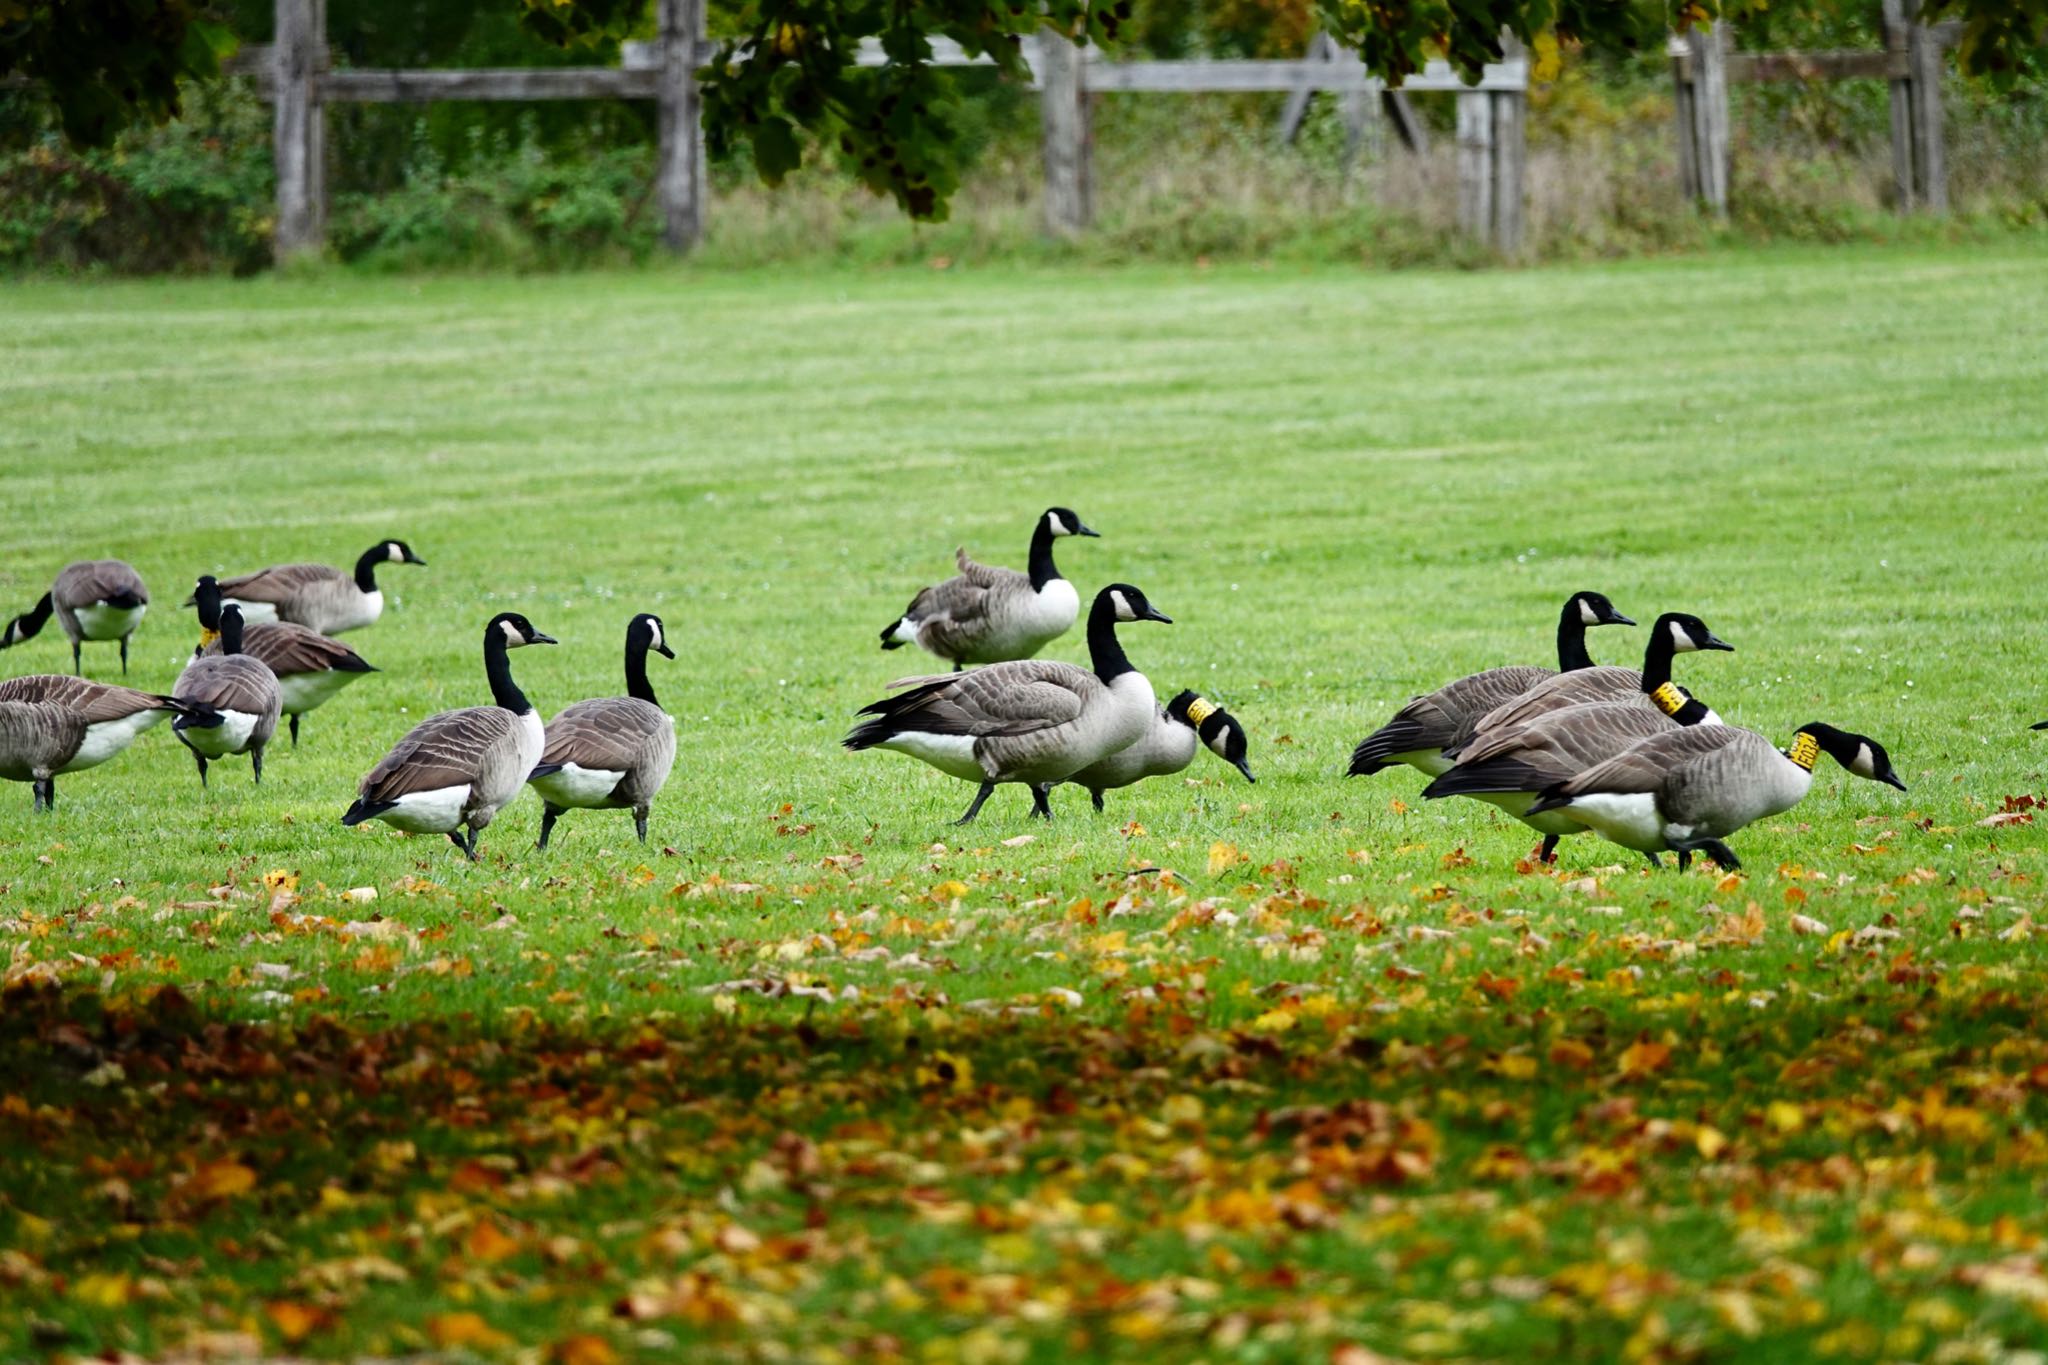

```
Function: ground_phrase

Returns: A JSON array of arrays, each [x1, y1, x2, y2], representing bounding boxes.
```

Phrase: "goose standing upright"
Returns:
[[1525, 722, 1906, 870], [1348, 591, 1634, 780], [198, 540, 425, 635], [0, 560, 151, 675], [341, 613, 556, 860], [848, 583, 1170, 823], [1064, 689, 1255, 811], [1451, 612, 1733, 756], [880, 508, 1099, 670], [527, 613, 679, 849], [0, 675, 210, 809], [187, 575, 375, 746], [170, 606, 282, 787]]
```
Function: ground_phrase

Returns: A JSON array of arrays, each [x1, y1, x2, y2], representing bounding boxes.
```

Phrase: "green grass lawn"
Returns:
[[3, 244, 2048, 1361]]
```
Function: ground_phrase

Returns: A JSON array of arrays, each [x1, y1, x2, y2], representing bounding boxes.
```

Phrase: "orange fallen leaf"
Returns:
[[465, 1219, 522, 1263], [264, 1301, 333, 1344], [1618, 1037, 1671, 1080], [186, 1159, 257, 1203], [427, 1312, 514, 1350], [551, 1335, 620, 1365], [1548, 1038, 1596, 1071]]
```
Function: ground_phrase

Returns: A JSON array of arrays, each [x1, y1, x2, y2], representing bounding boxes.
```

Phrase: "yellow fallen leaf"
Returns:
[[1617, 1038, 1671, 1080], [1696, 1125, 1729, 1160], [1766, 1100, 1806, 1133], [1248, 1008, 1296, 1033], [186, 1159, 257, 1202], [1207, 842, 1246, 876], [551, 1335, 620, 1365], [427, 1312, 514, 1350]]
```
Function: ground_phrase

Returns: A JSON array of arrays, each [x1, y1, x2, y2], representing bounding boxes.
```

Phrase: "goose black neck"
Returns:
[[195, 586, 223, 633], [1086, 594, 1134, 683], [1639, 623, 1680, 692], [484, 627, 532, 714], [220, 613, 244, 656], [7, 592, 54, 642], [1026, 521, 1062, 592], [625, 634, 659, 707], [353, 546, 384, 593], [1555, 601, 1594, 671]]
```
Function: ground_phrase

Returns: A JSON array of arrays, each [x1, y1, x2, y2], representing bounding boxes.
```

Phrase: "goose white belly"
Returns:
[[278, 668, 362, 715], [530, 763, 627, 809], [180, 710, 262, 758], [1394, 747, 1454, 778], [318, 589, 382, 634], [1559, 792, 1669, 853], [379, 785, 474, 833], [963, 579, 1081, 662], [220, 598, 279, 625], [1074, 716, 1196, 791], [70, 603, 146, 641], [60, 711, 162, 772], [1471, 789, 1585, 837], [880, 732, 987, 783]]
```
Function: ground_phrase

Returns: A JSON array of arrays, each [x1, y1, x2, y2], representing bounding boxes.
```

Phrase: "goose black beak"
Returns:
[[1605, 612, 1637, 627], [654, 643, 677, 660], [1075, 523, 1101, 537], [1232, 758, 1256, 783], [529, 631, 559, 646], [1703, 633, 1735, 652], [1879, 770, 1908, 791], [2033, 721, 2048, 731], [405, 553, 428, 566], [1142, 607, 1172, 624]]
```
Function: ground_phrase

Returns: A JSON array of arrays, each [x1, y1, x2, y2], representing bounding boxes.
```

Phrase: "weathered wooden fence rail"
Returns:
[[1672, 4, 1959, 216]]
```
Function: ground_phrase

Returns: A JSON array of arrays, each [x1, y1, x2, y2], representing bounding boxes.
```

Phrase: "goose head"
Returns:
[[1571, 591, 1635, 628], [192, 576, 224, 637], [1169, 690, 1255, 783], [1043, 508, 1099, 539], [1798, 723, 1907, 791], [490, 612, 557, 648], [1657, 612, 1734, 654], [1101, 584, 1171, 625], [633, 612, 676, 660], [383, 540, 427, 567]]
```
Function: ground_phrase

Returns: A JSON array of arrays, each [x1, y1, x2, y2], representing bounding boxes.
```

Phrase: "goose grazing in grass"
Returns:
[[0, 675, 209, 809], [1450, 611, 1732, 758], [170, 606, 282, 787], [880, 507, 1099, 670], [1421, 691, 1719, 862], [188, 575, 375, 747], [1348, 591, 1634, 780], [847, 583, 1170, 823], [1, 560, 151, 675], [528, 612, 678, 849], [1065, 689, 1254, 812], [341, 612, 555, 860], [1525, 722, 1905, 870], [197, 539, 424, 635]]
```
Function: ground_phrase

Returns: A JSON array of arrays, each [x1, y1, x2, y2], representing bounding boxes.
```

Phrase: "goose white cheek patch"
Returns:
[[1580, 600, 1600, 626], [1668, 620, 1696, 652], [1852, 743, 1875, 777], [1110, 591, 1133, 621], [1047, 512, 1071, 537], [388, 544, 405, 562], [500, 620, 524, 646]]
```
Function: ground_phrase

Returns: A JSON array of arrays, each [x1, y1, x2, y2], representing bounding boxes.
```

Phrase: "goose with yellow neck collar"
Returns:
[[1064, 689, 1256, 812]]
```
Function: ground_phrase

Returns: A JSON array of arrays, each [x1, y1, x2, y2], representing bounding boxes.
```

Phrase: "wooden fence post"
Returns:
[[656, 0, 706, 252], [1684, 22, 1730, 216], [1907, 7, 1947, 213], [1671, 38, 1699, 200], [1455, 89, 1492, 244], [1490, 34, 1526, 254], [1882, 0, 1917, 208], [272, 0, 326, 256], [1038, 29, 1090, 236]]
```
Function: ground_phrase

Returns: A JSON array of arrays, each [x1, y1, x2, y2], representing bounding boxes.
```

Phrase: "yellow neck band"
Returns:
[[1184, 697, 1218, 729], [1787, 732, 1821, 771], [1649, 681, 1686, 717], [199, 628, 221, 648]]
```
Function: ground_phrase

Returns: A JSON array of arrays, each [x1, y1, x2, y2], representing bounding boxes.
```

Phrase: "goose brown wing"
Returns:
[[541, 698, 669, 771], [52, 560, 148, 608], [1468, 665, 1641, 742], [212, 562, 346, 605], [0, 675, 170, 723], [0, 701, 87, 773], [203, 622, 370, 676], [1553, 726, 1746, 799], [175, 656, 279, 715], [360, 707, 519, 801]]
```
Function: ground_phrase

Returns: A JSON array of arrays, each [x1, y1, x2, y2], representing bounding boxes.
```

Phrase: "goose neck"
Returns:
[[1086, 595, 1134, 683], [484, 628, 532, 714], [353, 546, 384, 594], [219, 614, 244, 656], [1026, 521, 1062, 592], [1638, 625, 1680, 693], [1555, 601, 1594, 671], [625, 634, 660, 707]]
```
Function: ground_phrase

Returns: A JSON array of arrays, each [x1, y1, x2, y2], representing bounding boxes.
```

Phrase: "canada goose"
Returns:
[[528, 612, 678, 849], [170, 607, 282, 787], [847, 583, 1170, 823], [195, 539, 425, 635], [1450, 612, 1733, 756], [1065, 689, 1255, 811], [0, 674, 209, 808], [1348, 591, 1634, 779], [341, 612, 556, 860], [188, 575, 375, 747], [0, 560, 151, 675], [1420, 693, 1718, 861], [1525, 722, 1906, 870], [879, 508, 1099, 670]]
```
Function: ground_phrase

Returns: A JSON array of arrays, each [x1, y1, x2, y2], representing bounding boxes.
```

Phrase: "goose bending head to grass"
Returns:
[[341, 612, 556, 861], [188, 575, 376, 747], [0, 675, 211, 810], [0, 560, 151, 675], [1065, 689, 1255, 812], [195, 539, 424, 635], [1524, 721, 1905, 871], [171, 606, 283, 787], [1348, 590, 1634, 780], [879, 507, 1100, 671], [847, 582, 1170, 824], [528, 612, 678, 849]]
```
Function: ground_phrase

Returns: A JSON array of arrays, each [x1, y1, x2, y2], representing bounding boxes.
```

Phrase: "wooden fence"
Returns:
[[1672, 2, 1959, 216]]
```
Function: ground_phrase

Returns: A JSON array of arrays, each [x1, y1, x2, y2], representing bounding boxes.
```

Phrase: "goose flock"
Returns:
[[0, 518, 1919, 872]]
